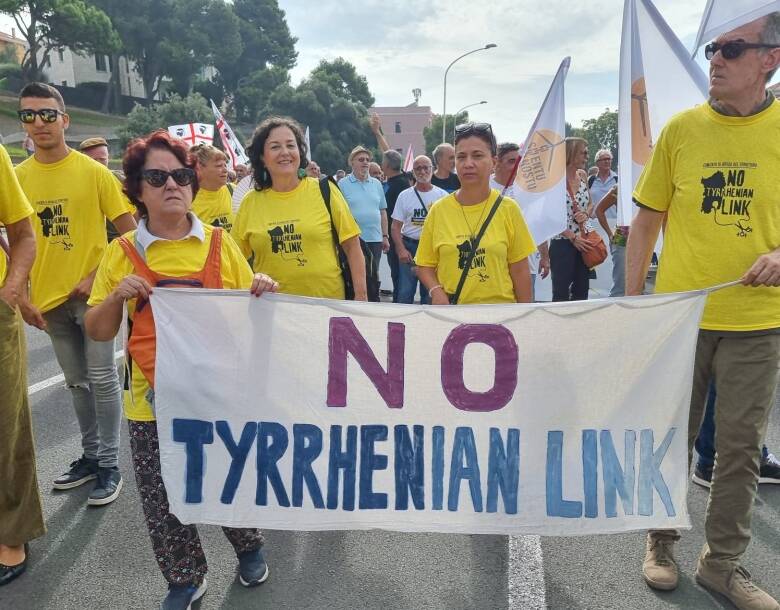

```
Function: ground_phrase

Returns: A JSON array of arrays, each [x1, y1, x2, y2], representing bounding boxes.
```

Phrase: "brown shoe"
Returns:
[[696, 563, 780, 610], [642, 532, 680, 591]]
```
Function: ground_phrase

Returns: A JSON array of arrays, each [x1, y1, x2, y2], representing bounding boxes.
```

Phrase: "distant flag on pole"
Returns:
[[509, 57, 570, 245], [210, 99, 250, 171], [693, 0, 780, 55], [617, 0, 708, 225], [304, 126, 312, 163], [403, 144, 414, 172], [167, 123, 214, 147]]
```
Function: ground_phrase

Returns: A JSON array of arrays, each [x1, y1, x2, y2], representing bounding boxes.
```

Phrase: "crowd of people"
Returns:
[[1, 12, 780, 610]]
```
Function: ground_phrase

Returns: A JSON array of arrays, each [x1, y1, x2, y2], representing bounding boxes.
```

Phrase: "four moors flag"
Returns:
[[210, 99, 250, 170], [617, 0, 708, 225], [167, 123, 214, 147], [693, 0, 780, 54], [511, 57, 571, 245]]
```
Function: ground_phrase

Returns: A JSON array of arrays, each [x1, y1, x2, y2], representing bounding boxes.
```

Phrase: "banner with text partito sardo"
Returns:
[[151, 290, 705, 536]]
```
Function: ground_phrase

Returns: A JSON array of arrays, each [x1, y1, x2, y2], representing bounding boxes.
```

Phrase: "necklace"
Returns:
[[457, 192, 490, 242]]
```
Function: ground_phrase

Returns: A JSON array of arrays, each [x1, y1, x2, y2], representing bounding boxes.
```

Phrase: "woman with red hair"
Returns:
[[84, 130, 277, 609]]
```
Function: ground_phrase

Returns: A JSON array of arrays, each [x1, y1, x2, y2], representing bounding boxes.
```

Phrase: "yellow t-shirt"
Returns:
[[415, 190, 536, 304], [633, 101, 780, 331], [0, 146, 33, 286], [192, 185, 235, 232], [15, 150, 129, 313], [88, 224, 254, 421], [232, 177, 361, 299]]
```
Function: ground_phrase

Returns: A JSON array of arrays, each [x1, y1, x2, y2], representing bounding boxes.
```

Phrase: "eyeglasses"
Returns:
[[597, 157, 612, 162], [413, 165, 432, 171], [704, 41, 778, 60], [454, 122, 496, 154], [141, 168, 196, 188], [18, 108, 63, 123]]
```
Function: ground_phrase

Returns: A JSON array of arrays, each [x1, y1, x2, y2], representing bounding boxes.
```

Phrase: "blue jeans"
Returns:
[[397, 236, 428, 304], [609, 242, 625, 297]]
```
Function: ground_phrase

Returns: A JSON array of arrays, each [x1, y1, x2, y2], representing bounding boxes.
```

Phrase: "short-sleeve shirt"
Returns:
[[431, 172, 461, 193], [0, 146, 33, 286], [633, 101, 780, 331], [554, 180, 593, 239], [384, 173, 409, 217], [192, 185, 235, 232], [232, 177, 360, 299], [589, 171, 618, 219], [15, 150, 128, 313], [415, 190, 536, 304], [391, 185, 447, 240], [338, 173, 387, 242], [88, 218, 254, 422]]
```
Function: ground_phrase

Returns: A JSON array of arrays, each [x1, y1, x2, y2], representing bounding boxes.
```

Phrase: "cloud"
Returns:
[[279, 0, 709, 142]]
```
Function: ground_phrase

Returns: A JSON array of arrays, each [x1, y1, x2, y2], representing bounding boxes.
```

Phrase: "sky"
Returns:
[[278, 0, 711, 143]]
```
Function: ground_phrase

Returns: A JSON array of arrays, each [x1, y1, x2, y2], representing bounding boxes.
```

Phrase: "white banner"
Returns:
[[210, 99, 250, 170], [617, 0, 708, 225], [151, 290, 705, 536], [693, 0, 780, 54], [512, 57, 570, 245], [167, 123, 214, 147]]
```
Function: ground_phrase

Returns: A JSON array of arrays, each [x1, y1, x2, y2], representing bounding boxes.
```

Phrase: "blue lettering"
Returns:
[[292, 424, 324, 508], [582, 429, 598, 518], [359, 425, 388, 509], [256, 422, 290, 507], [394, 425, 425, 510], [600, 430, 636, 518], [638, 428, 676, 517], [546, 431, 583, 518], [327, 425, 357, 510], [448, 427, 482, 512], [172, 418, 213, 504], [215, 421, 257, 505], [486, 428, 520, 514], [432, 426, 445, 510]]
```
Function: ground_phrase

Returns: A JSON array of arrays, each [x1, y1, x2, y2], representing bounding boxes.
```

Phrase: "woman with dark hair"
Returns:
[[416, 122, 536, 305], [233, 116, 367, 300], [549, 137, 596, 301], [84, 130, 277, 609]]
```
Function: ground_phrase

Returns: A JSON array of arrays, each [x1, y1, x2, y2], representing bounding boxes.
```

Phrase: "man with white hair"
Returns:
[[588, 148, 617, 218], [431, 143, 460, 192], [627, 13, 780, 609]]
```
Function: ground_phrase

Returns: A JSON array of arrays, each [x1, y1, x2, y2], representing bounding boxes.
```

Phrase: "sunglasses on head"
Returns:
[[704, 40, 778, 60], [454, 122, 496, 154], [141, 168, 196, 188], [18, 108, 63, 123]]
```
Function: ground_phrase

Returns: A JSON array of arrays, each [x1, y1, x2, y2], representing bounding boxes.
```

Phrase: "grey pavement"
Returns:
[[2, 254, 779, 609]]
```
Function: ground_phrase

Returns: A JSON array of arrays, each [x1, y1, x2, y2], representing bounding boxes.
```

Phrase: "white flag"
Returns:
[[167, 123, 214, 147], [693, 0, 780, 54], [305, 126, 312, 163], [210, 99, 250, 171], [617, 0, 708, 225], [511, 57, 570, 245], [403, 144, 414, 172]]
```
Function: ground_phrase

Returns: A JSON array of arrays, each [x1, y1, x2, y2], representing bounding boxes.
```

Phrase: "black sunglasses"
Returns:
[[18, 108, 63, 124], [454, 122, 496, 153], [141, 168, 196, 188], [704, 41, 778, 60]]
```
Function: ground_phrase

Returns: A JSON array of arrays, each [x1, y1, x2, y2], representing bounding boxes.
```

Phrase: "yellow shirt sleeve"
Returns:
[[219, 230, 255, 289], [632, 123, 675, 213], [231, 197, 253, 259], [0, 146, 33, 225], [503, 200, 537, 264], [99, 164, 132, 222], [88, 239, 132, 307], [329, 186, 361, 244]]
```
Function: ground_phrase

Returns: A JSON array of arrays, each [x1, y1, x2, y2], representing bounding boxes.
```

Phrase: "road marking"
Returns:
[[28, 350, 124, 396], [508, 535, 547, 609]]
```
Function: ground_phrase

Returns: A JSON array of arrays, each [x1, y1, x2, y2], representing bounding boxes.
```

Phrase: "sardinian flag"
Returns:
[[617, 0, 708, 225], [693, 0, 780, 55], [167, 123, 214, 147], [509, 57, 570, 245], [210, 99, 250, 170], [403, 144, 414, 173]]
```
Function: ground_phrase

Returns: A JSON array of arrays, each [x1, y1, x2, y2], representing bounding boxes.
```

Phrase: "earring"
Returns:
[[263, 168, 269, 182]]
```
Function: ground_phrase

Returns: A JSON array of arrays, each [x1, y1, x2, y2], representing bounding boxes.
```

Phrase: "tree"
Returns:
[[116, 92, 211, 148], [260, 58, 376, 175], [0, 0, 119, 82], [422, 112, 470, 157], [571, 108, 618, 167]]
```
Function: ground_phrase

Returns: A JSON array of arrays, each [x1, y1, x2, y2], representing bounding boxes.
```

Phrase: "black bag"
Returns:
[[319, 177, 376, 300]]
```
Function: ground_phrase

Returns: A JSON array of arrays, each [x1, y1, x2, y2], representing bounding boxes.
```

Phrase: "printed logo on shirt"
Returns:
[[411, 206, 428, 227], [457, 239, 489, 282], [267, 221, 307, 266], [36, 199, 74, 250], [699, 163, 755, 237], [211, 216, 233, 232]]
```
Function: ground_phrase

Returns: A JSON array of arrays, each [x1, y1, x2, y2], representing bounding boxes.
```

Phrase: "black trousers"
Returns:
[[366, 241, 383, 302], [549, 238, 589, 301], [386, 241, 400, 302]]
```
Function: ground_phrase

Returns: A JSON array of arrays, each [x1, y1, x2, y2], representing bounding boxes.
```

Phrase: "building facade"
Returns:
[[370, 103, 433, 159]]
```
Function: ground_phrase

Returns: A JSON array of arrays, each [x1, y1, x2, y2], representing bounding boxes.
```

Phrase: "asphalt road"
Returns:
[[2, 247, 779, 610]]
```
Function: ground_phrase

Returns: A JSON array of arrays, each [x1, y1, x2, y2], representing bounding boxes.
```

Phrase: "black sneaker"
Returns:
[[0, 543, 28, 587], [52, 456, 99, 490], [759, 448, 780, 484], [161, 580, 207, 610], [87, 466, 123, 506], [237, 549, 269, 587], [692, 462, 712, 489]]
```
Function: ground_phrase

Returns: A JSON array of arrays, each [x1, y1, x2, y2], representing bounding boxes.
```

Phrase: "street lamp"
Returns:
[[452, 101, 488, 139], [442, 44, 497, 142]]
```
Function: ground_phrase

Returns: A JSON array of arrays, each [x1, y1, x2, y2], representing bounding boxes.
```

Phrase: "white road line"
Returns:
[[28, 350, 124, 396], [508, 535, 547, 609]]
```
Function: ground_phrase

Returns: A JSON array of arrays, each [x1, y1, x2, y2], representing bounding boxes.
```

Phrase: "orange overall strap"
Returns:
[[201, 227, 224, 288], [116, 236, 157, 285]]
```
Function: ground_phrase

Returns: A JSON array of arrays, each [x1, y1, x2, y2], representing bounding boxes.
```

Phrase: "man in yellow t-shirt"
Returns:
[[15, 83, 136, 508], [626, 15, 780, 608], [0, 144, 45, 582]]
